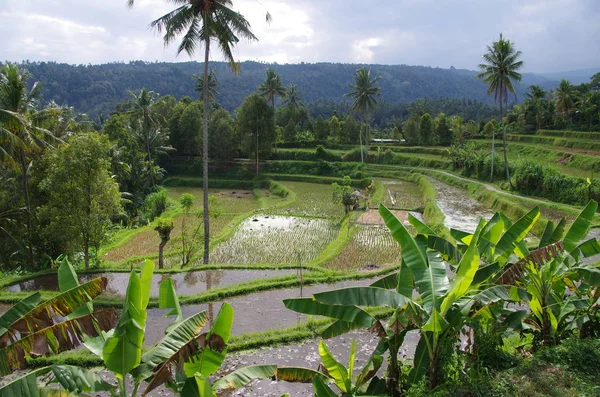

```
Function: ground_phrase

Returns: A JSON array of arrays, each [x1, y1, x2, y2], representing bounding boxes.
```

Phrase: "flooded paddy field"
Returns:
[[210, 215, 339, 264], [380, 179, 423, 210], [4, 269, 298, 297], [429, 178, 494, 232]]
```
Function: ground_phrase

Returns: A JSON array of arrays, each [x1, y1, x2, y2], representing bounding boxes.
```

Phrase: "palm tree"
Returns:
[[283, 84, 302, 109], [477, 33, 523, 186], [0, 63, 57, 262], [555, 79, 578, 123], [525, 85, 547, 130], [193, 69, 219, 102], [345, 68, 381, 162], [127, 88, 161, 162], [128, 0, 261, 265], [258, 68, 286, 111]]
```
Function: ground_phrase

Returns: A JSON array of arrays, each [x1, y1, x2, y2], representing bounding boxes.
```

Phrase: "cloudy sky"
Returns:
[[1, 0, 599, 73]]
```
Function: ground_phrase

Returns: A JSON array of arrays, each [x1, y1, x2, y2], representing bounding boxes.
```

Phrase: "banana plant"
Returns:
[[285, 204, 532, 392], [0, 269, 116, 375], [213, 340, 386, 397]]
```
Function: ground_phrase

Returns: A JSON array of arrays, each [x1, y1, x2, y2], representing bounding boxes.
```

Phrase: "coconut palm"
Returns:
[[525, 85, 548, 130], [127, 88, 164, 162], [0, 63, 57, 262], [283, 84, 302, 109], [477, 33, 523, 186], [555, 79, 578, 123], [258, 68, 287, 111], [345, 68, 381, 162], [193, 69, 220, 103], [128, 0, 261, 264]]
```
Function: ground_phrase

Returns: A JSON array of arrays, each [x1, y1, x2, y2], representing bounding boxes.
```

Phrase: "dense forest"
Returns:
[[10, 60, 558, 119]]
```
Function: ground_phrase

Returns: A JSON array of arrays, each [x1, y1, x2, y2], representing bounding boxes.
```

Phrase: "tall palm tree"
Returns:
[[128, 0, 261, 265], [477, 33, 523, 186], [555, 79, 578, 123], [127, 88, 161, 162], [345, 68, 381, 162], [283, 84, 302, 109], [259, 68, 286, 111], [193, 69, 220, 103], [0, 63, 57, 262]]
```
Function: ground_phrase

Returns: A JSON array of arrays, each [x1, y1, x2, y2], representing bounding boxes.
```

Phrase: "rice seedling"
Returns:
[[380, 179, 423, 210], [165, 187, 260, 214], [268, 182, 345, 218], [209, 215, 339, 264], [324, 225, 401, 271]]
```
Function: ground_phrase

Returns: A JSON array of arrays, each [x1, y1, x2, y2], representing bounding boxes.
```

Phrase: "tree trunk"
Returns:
[[428, 350, 441, 390], [359, 118, 364, 163], [490, 125, 495, 182], [500, 102, 513, 188], [272, 97, 277, 150], [158, 240, 166, 269], [202, 38, 211, 265], [19, 149, 34, 264]]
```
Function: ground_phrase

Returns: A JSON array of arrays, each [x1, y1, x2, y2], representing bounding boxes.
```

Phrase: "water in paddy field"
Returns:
[[210, 214, 338, 264], [429, 178, 495, 233], [4, 269, 298, 297], [144, 277, 376, 345]]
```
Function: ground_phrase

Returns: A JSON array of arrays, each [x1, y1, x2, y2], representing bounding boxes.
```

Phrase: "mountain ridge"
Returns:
[[9, 60, 595, 118]]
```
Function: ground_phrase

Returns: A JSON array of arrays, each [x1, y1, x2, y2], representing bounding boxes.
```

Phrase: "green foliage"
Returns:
[[514, 161, 591, 205], [237, 93, 276, 158], [419, 113, 433, 145], [39, 133, 122, 268], [436, 116, 452, 146], [144, 188, 168, 221]]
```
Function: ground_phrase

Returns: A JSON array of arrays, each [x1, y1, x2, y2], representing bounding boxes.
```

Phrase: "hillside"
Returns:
[[16, 60, 561, 118]]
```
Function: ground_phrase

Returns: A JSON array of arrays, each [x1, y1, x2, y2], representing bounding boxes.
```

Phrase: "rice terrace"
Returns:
[[1, 0, 600, 396]]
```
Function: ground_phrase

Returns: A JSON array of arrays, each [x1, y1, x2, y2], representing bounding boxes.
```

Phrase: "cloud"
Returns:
[[1, 0, 598, 73]]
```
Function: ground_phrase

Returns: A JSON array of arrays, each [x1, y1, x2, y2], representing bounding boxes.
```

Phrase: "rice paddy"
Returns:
[[380, 179, 423, 210], [209, 214, 339, 264], [325, 224, 401, 270], [268, 181, 344, 218]]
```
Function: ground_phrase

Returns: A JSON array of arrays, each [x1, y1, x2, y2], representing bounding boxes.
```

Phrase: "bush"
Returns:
[[538, 337, 600, 377], [314, 145, 339, 162], [143, 188, 168, 221], [514, 161, 590, 205]]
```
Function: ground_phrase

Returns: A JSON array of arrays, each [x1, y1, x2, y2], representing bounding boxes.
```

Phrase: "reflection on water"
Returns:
[[6, 269, 295, 298], [430, 178, 494, 233]]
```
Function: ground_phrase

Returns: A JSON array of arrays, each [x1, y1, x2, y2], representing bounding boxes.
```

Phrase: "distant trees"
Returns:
[[436, 114, 452, 146], [477, 33, 523, 186], [237, 94, 275, 173], [419, 113, 433, 145]]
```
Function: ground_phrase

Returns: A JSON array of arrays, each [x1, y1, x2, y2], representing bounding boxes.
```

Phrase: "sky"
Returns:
[[1, 0, 599, 73]]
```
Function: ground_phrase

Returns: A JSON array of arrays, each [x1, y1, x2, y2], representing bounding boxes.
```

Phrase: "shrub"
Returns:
[[143, 188, 168, 221]]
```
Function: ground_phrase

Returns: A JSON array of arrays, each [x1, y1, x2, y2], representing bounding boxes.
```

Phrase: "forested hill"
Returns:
[[16, 60, 558, 118]]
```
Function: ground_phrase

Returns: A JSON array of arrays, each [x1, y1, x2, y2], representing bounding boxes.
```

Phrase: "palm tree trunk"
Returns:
[[490, 125, 495, 182], [359, 117, 364, 163], [272, 97, 277, 150], [19, 149, 34, 263], [500, 102, 513, 188], [202, 38, 210, 265]]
